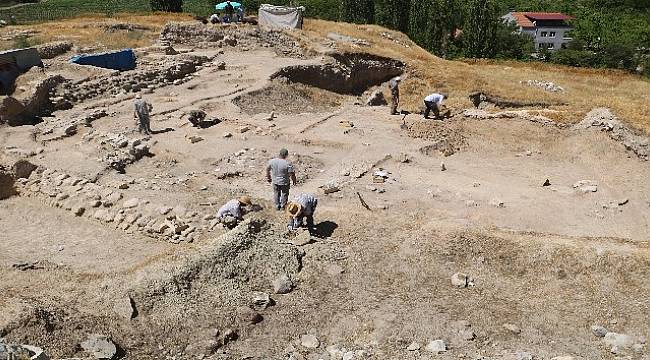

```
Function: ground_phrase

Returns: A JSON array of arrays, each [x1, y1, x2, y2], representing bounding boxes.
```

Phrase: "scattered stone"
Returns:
[[406, 342, 421, 351], [604, 332, 637, 353], [290, 229, 311, 246], [366, 90, 387, 106], [543, 179, 551, 187], [239, 126, 250, 133], [300, 335, 320, 349], [158, 206, 173, 215], [81, 334, 117, 359], [425, 340, 447, 353], [321, 183, 340, 195], [592, 325, 609, 338], [73, 206, 85, 216], [489, 198, 505, 208], [451, 272, 473, 288], [440, 162, 446, 171], [118, 183, 129, 189], [503, 323, 522, 334], [186, 135, 204, 143], [113, 296, 137, 320], [516, 351, 533, 360], [272, 274, 294, 294], [251, 292, 272, 311], [573, 180, 598, 193], [122, 198, 140, 208], [618, 198, 629, 206], [223, 132, 233, 138]]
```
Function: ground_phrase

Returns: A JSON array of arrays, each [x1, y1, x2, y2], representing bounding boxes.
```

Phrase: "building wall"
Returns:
[[533, 26, 572, 50]]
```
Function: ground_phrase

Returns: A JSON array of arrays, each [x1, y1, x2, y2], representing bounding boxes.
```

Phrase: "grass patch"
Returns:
[[301, 19, 650, 134]]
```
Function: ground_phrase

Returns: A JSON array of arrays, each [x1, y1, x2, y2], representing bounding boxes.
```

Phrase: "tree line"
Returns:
[[338, 0, 649, 75]]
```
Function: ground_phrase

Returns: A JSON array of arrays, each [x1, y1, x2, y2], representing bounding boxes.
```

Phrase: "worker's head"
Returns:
[[286, 202, 302, 218], [135, 94, 142, 99], [394, 76, 402, 82], [279, 148, 289, 159], [238, 196, 252, 206]]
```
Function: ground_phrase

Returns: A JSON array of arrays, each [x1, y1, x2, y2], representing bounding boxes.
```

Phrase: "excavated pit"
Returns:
[[271, 52, 404, 95], [233, 81, 345, 115]]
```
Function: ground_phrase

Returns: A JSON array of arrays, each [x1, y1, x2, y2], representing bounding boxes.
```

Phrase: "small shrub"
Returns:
[[12, 35, 31, 49]]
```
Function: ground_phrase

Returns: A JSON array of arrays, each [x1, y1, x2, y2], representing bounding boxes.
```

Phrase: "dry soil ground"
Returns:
[[0, 18, 649, 360]]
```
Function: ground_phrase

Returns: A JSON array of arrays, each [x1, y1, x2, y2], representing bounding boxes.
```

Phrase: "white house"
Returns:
[[502, 12, 575, 51]]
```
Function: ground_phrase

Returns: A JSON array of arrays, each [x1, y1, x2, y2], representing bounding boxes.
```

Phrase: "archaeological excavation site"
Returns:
[[1, 15, 649, 360]]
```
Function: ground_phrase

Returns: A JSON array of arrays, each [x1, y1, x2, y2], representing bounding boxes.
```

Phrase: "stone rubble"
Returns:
[[521, 79, 565, 93], [15, 167, 222, 244], [80, 334, 117, 359], [52, 54, 213, 105], [575, 108, 649, 161]]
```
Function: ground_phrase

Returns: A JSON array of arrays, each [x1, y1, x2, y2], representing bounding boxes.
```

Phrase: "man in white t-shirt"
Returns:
[[423, 93, 448, 119]]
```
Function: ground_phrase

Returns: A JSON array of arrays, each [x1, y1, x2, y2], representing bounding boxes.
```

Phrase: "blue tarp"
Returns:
[[69, 49, 136, 71]]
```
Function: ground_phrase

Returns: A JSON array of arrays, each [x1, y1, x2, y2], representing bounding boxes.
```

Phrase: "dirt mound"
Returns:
[[408, 119, 467, 156], [233, 81, 345, 115], [271, 52, 404, 95]]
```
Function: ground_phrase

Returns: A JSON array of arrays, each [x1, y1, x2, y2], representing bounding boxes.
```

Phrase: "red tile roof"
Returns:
[[510, 12, 575, 28]]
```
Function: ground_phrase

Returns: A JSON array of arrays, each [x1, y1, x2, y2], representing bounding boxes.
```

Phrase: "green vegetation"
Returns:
[[150, 0, 183, 12]]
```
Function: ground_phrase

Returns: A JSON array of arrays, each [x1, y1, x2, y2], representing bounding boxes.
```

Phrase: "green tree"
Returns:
[[339, 0, 374, 24], [463, 0, 499, 58], [150, 0, 183, 12], [375, 0, 410, 33]]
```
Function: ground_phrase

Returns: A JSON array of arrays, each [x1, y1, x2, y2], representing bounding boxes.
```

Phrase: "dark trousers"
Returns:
[[424, 100, 440, 119], [391, 91, 399, 115], [138, 115, 152, 134], [273, 184, 290, 210]]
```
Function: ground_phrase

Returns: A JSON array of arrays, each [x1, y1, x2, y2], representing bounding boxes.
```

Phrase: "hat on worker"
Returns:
[[286, 202, 302, 218], [135, 94, 142, 99], [238, 196, 252, 206], [395, 76, 402, 82], [279, 148, 289, 157]]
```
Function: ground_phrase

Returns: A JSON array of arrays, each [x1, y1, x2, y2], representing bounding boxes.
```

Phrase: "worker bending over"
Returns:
[[286, 193, 318, 231], [423, 93, 448, 120], [217, 196, 252, 229]]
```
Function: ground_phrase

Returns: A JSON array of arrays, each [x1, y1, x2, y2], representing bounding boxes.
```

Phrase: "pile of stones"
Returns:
[[81, 131, 153, 172], [521, 79, 565, 93], [15, 166, 222, 244], [51, 54, 212, 105]]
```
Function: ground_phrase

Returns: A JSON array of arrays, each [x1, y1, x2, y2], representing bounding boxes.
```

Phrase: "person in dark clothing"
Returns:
[[224, 1, 234, 23]]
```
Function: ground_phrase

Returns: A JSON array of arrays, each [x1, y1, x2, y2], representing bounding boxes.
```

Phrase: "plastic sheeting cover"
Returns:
[[70, 49, 136, 71], [258, 4, 304, 29]]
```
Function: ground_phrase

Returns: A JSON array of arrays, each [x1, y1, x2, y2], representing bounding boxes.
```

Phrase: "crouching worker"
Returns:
[[217, 196, 252, 229], [423, 93, 448, 120], [286, 193, 318, 231]]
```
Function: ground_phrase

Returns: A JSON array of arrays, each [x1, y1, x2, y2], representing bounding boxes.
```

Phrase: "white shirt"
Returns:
[[424, 93, 444, 105], [217, 199, 242, 219]]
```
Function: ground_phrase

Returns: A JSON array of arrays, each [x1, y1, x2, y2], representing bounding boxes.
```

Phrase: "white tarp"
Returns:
[[258, 4, 304, 29]]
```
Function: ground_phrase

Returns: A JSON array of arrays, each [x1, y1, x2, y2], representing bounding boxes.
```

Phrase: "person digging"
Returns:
[[134, 94, 153, 135], [216, 196, 252, 229], [423, 92, 449, 120], [286, 193, 318, 231]]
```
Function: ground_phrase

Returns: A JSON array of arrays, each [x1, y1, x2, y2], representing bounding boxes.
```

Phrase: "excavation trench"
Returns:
[[270, 52, 404, 95]]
